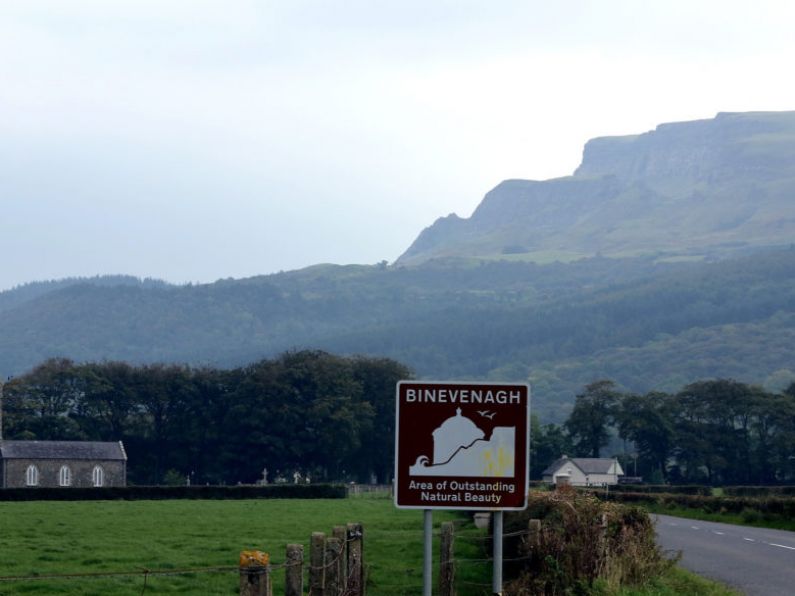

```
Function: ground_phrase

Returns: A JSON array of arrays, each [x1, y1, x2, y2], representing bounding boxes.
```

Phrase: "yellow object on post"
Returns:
[[240, 550, 270, 567], [239, 551, 272, 596]]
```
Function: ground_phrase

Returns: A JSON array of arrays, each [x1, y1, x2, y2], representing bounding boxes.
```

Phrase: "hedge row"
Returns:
[[0, 484, 347, 501], [610, 484, 712, 496], [722, 486, 795, 497], [603, 491, 795, 516], [502, 487, 671, 594]]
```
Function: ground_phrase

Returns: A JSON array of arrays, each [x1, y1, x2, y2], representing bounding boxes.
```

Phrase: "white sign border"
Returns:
[[394, 380, 531, 511]]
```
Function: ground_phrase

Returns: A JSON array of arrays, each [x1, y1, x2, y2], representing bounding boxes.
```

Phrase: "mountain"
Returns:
[[2, 248, 794, 422], [397, 111, 795, 265], [2, 112, 794, 422]]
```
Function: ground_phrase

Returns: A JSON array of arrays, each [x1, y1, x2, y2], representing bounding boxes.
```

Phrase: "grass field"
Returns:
[[0, 495, 737, 595], [0, 495, 490, 595]]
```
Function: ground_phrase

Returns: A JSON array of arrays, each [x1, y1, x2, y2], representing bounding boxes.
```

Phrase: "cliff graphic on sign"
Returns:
[[409, 408, 515, 477]]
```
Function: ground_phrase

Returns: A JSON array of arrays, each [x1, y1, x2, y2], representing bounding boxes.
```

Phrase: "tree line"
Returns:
[[2, 352, 409, 486], [534, 379, 795, 485], [4, 353, 794, 486]]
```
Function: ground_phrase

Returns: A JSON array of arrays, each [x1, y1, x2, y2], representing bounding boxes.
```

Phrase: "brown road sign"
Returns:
[[394, 381, 530, 510]]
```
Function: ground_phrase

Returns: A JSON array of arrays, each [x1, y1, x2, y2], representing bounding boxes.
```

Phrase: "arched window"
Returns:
[[59, 465, 72, 487], [92, 465, 104, 487], [26, 465, 39, 487]]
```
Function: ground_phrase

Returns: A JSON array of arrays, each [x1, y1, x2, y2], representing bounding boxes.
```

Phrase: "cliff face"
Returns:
[[576, 112, 795, 183], [396, 111, 795, 266]]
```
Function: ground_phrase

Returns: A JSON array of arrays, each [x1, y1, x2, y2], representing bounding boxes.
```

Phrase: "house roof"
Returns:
[[542, 457, 622, 476], [0, 440, 127, 461]]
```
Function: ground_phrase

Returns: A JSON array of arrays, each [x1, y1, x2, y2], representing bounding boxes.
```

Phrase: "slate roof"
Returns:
[[542, 457, 621, 476], [0, 440, 127, 461]]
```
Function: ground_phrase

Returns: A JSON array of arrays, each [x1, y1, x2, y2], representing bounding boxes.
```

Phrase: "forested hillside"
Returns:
[[2, 248, 794, 421], [3, 112, 794, 422]]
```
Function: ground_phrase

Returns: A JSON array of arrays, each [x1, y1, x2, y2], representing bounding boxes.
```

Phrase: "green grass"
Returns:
[[615, 566, 739, 595], [642, 503, 795, 532], [0, 496, 488, 595], [0, 496, 739, 595]]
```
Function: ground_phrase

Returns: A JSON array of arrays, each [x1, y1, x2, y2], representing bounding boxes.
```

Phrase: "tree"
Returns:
[[530, 415, 572, 478], [565, 380, 620, 458], [615, 391, 674, 482]]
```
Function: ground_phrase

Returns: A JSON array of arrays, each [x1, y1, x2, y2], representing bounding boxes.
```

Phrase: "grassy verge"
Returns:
[[615, 566, 739, 595], [643, 503, 795, 532], [0, 496, 487, 595]]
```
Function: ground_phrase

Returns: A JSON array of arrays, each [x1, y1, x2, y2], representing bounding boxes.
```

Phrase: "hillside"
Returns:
[[397, 111, 795, 265], [2, 248, 794, 422], [2, 111, 794, 422]]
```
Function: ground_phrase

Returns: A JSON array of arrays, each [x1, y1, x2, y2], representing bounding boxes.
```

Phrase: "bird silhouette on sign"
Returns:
[[477, 410, 496, 420]]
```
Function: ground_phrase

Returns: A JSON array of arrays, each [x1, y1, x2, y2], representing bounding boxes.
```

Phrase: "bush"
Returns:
[[723, 486, 795, 497], [0, 484, 347, 501], [604, 491, 795, 519], [609, 484, 712, 496], [503, 486, 674, 594]]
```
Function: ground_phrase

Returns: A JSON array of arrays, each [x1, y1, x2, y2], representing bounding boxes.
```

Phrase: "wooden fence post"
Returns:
[[528, 519, 541, 548], [346, 522, 364, 596], [324, 537, 343, 596], [239, 551, 272, 596], [440, 521, 455, 596], [310, 532, 326, 596], [332, 526, 347, 592], [285, 544, 304, 596]]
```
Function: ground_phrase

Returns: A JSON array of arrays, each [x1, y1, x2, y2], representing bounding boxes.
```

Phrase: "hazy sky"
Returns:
[[2, 0, 794, 290]]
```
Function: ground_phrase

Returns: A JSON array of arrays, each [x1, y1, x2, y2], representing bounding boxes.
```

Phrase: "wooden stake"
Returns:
[[440, 521, 456, 596], [310, 532, 326, 595], [346, 522, 364, 596], [285, 544, 304, 596]]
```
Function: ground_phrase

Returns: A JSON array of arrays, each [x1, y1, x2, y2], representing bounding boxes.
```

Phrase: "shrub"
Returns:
[[609, 484, 712, 496], [503, 486, 674, 594]]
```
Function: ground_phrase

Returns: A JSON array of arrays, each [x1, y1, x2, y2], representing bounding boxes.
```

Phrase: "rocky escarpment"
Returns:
[[396, 111, 795, 266]]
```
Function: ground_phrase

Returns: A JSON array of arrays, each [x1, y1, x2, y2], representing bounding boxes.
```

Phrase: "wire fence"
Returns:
[[0, 521, 533, 595]]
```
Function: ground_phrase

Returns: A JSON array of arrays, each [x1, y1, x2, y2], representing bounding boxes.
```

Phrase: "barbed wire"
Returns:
[[0, 565, 238, 583]]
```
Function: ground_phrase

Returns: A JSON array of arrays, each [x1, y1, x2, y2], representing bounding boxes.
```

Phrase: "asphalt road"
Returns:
[[654, 514, 795, 595]]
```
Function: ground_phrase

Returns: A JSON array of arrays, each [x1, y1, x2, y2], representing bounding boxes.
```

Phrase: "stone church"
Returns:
[[0, 440, 127, 488]]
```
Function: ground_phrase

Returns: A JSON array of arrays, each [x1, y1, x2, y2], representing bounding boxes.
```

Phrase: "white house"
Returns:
[[542, 456, 624, 487]]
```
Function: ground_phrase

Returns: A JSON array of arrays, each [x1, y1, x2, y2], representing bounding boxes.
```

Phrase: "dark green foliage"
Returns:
[[604, 491, 795, 519], [2, 248, 795, 423], [608, 485, 712, 496], [722, 486, 795, 497], [0, 483, 346, 501], [2, 351, 410, 485], [531, 378, 795, 486], [566, 380, 620, 458]]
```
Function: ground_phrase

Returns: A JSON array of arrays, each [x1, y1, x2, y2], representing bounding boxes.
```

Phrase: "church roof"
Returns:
[[0, 440, 127, 461]]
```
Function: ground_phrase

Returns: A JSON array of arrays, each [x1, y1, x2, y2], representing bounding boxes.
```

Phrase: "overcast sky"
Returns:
[[1, 0, 794, 290]]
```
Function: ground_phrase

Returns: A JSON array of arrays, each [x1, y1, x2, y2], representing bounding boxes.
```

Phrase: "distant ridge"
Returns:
[[396, 111, 795, 266]]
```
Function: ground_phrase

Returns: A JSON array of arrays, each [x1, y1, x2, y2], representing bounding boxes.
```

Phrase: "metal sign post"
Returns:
[[395, 381, 530, 594], [493, 510, 503, 595], [423, 509, 433, 596]]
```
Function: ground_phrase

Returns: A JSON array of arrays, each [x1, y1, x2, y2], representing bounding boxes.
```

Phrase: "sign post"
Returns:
[[395, 381, 530, 594]]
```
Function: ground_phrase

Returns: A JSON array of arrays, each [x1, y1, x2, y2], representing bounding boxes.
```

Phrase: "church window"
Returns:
[[26, 465, 39, 486], [92, 465, 104, 487], [59, 465, 72, 487]]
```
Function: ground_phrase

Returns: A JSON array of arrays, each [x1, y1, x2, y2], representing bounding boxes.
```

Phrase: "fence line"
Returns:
[[1, 515, 520, 594]]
